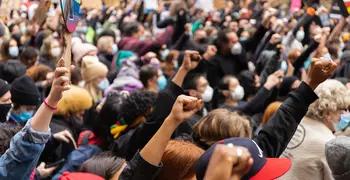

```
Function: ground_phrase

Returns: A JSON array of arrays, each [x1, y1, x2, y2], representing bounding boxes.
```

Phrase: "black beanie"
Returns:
[[0, 79, 10, 97], [10, 75, 41, 106], [0, 61, 27, 84]]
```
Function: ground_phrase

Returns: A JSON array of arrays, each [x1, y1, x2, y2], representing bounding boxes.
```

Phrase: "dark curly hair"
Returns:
[[121, 91, 157, 125], [0, 123, 21, 155], [92, 92, 126, 147]]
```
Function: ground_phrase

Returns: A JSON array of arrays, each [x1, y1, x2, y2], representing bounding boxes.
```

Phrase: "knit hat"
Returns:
[[0, 79, 10, 97], [325, 136, 350, 180], [56, 85, 93, 116], [115, 50, 135, 68], [59, 172, 105, 180], [196, 138, 291, 180], [10, 75, 40, 106], [81, 58, 108, 82], [0, 61, 27, 84], [72, 42, 98, 66]]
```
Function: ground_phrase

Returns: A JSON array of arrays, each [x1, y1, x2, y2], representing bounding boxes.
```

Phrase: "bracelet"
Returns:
[[44, 98, 58, 111]]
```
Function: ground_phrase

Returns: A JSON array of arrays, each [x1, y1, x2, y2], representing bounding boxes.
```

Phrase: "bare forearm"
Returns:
[[140, 117, 178, 166], [172, 67, 188, 87], [31, 97, 57, 132]]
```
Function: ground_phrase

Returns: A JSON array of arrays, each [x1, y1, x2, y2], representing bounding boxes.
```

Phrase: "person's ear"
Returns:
[[222, 90, 230, 97], [323, 110, 331, 122], [189, 90, 197, 98]]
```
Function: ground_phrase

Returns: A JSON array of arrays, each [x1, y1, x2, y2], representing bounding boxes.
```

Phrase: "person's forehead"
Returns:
[[197, 76, 208, 85], [0, 91, 11, 100]]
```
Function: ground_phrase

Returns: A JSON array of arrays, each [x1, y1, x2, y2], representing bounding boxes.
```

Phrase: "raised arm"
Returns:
[[0, 59, 71, 179], [255, 58, 338, 158], [112, 51, 203, 161], [119, 95, 202, 180]]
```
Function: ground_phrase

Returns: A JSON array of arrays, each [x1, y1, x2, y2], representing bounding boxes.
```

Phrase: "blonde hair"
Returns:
[[56, 85, 93, 116], [306, 80, 350, 121], [193, 109, 252, 146], [97, 36, 114, 52]]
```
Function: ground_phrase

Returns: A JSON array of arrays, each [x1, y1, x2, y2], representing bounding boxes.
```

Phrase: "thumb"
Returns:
[[38, 162, 46, 169], [46, 166, 57, 173]]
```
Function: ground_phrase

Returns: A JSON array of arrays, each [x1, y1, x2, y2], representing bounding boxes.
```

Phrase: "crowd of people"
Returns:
[[0, 0, 349, 179]]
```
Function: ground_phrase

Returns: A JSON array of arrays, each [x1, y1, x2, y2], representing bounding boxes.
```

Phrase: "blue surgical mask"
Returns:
[[157, 75, 167, 90], [335, 113, 350, 131], [139, 36, 146, 41], [18, 110, 34, 123], [240, 37, 248, 41], [98, 79, 110, 91], [161, 49, 170, 60], [112, 44, 118, 55], [281, 61, 288, 72], [9, 46, 19, 57], [76, 26, 88, 33], [323, 53, 332, 60], [338, 51, 343, 60], [20, 26, 26, 34]]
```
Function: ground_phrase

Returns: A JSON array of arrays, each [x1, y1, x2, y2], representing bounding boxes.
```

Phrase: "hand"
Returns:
[[264, 70, 284, 90], [276, 44, 285, 54], [181, 50, 202, 72], [37, 162, 57, 178], [322, 27, 331, 36], [262, 11, 274, 29], [158, 1, 164, 13], [286, 60, 295, 77], [185, 23, 192, 36], [53, 130, 77, 149], [168, 95, 203, 124], [203, 145, 253, 180], [314, 34, 322, 43], [203, 45, 217, 60], [306, 58, 337, 90], [46, 59, 74, 107]]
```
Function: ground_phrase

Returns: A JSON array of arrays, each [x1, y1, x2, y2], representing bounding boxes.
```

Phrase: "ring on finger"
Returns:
[[236, 148, 243, 162]]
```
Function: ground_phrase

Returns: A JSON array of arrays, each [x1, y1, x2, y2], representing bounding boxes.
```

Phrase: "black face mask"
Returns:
[[0, 104, 12, 123], [198, 38, 208, 44], [68, 115, 84, 130]]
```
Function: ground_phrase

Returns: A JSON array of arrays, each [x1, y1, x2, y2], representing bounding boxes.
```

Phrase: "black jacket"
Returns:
[[220, 86, 276, 116], [254, 81, 318, 157], [111, 81, 184, 161], [97, 52, 113, 70], [38, 55, 56, 70], [206, 51, 249, 88], [119, 151, 162, 180], [185, 82, 318, 158]]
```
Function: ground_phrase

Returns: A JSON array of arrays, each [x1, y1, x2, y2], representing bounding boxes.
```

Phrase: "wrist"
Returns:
[[305, 78, 317, 90], [164, 116, 181, 129], [46, 96, 58, 108], [263, 83, 273, 90], [179, 66, 189, 74], [203, 53, 210, 60]]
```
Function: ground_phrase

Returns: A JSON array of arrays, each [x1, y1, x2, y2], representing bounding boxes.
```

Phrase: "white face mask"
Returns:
[[51, 47, 61, 57], [296, 30, 305, 42], [202, 85, 214, 103], [231, 43, 242, 55], [231, 85, 245, 101]]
